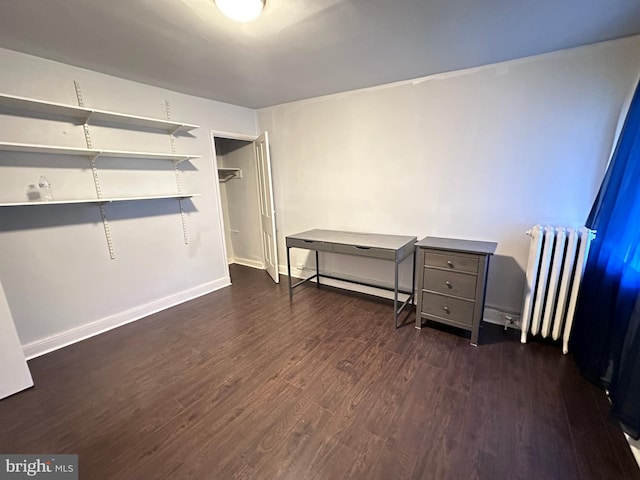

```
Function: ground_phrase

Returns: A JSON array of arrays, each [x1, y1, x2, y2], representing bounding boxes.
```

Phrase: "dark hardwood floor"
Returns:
[[1, 264, 638, 479]]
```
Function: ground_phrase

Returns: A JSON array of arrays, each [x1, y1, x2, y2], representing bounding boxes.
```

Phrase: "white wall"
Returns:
[[258, 36, 640, 314], [3, 34, 639, 354], [0, 47, 258, 357]]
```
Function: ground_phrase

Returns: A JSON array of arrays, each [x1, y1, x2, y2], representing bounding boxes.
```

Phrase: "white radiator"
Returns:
[[520, 225, 596, 353]]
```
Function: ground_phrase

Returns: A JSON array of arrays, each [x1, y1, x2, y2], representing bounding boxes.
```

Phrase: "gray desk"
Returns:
[[286, 229, 417, 328]]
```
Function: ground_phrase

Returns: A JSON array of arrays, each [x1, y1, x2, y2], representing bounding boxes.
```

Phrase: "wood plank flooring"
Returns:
[[1, 264, 638, 479]]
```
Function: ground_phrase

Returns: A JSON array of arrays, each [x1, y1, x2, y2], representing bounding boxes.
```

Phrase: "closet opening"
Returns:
[[213, 133, 278, 284]]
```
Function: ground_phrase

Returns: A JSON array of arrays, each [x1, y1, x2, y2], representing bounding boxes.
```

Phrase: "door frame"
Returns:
[[209, 129, 277, 281]]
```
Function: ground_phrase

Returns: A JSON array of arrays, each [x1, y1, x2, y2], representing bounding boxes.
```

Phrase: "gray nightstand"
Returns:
[[415, 237, 497, 346]]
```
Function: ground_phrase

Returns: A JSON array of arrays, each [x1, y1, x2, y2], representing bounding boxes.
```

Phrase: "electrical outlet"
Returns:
[[296, 263, 305, 270]]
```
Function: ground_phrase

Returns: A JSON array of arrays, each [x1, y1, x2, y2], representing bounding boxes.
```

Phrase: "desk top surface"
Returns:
[[287, 229, 417, 251]]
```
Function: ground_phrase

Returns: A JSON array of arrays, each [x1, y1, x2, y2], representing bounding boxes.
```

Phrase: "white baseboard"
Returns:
[[22, 276, 231, 360], [233, 257, 265, 270]]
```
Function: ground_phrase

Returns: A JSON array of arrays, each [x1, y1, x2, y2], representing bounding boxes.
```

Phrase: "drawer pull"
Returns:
[[443, 306, 451, 314], [303, 240, 314, 243], [355, 246, 370, 250], [445, 281, 453, 289], [446, 260, 454, 268]]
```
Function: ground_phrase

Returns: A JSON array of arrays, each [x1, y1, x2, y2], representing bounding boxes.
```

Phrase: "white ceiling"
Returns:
[[1, 0, 639, 108]]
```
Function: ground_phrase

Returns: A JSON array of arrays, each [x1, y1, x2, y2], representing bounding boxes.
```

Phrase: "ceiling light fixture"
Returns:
[[215, 0, 265, 23]]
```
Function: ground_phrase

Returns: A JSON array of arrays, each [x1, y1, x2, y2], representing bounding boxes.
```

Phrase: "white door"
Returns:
[[255, 132, 279, 283], [0, 279, 33, 399]]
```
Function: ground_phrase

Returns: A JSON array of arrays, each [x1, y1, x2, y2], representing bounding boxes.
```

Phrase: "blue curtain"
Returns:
[[571, 79, 640, 439]]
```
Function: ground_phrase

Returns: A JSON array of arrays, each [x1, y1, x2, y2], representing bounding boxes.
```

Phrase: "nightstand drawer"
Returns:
[[286, 238, 333, 252], [423, 268, 476, 299], [421, 292, 474, 326], [332, 243, 395, 260], [423, 250, 479, 273]]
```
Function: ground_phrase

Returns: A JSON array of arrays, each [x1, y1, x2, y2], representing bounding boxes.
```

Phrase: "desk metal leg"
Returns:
[[287, 247, 292, 301], [394, 260, 399, 329], [316, 251, 320, 288], [411, 249, 416, 306]]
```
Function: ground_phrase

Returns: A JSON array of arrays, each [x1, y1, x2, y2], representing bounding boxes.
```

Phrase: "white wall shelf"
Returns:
[[0, 93, 199, 134], [0, 141, 199, 163], [0, 84, 201, 259], [0, 193, 201, 208]]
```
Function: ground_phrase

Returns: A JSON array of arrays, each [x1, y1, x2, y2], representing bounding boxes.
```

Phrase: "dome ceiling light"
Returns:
[[215, 0, 265, 23]]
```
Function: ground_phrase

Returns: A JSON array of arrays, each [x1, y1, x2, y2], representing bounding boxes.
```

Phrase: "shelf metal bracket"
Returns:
[[74, 81, 93, 147], [83, 111, 94, 126], [76, 80, 115, 259], [90, 151, 114, 259], [166, 100, 190, 245], [89, 155, 104, 198], [98, 204, 115, 260]]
